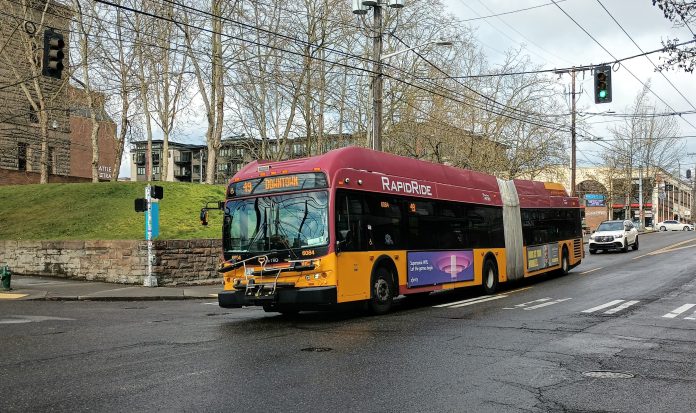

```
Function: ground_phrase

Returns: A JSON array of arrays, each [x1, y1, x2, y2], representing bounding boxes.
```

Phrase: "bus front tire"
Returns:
[[369, 267, 394, 315], [482, 259, 499, 295]]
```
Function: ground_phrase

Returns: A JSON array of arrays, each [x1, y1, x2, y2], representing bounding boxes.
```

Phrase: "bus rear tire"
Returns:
[[482, 259, 499, 295], [368, 267, 394, 315], [560, 247, 570, 276]]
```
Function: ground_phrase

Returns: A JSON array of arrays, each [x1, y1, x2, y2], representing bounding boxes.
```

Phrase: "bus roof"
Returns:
[[231, 146, 579, 208]]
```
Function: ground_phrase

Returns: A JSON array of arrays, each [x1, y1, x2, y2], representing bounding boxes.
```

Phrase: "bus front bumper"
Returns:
[[218, 286, 337, 309]]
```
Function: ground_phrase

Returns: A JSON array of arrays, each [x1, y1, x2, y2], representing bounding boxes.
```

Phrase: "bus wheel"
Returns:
[[369, 267, 394, 315], [482, 259, 499, 295], [560, 247, 570, 276]]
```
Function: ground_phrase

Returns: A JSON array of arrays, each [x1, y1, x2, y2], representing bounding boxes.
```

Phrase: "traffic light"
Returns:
[[134, 198, 147, 212], [594, 65, 612, 104], [42, 30, 65, 79], [150, 185, 164, 200]]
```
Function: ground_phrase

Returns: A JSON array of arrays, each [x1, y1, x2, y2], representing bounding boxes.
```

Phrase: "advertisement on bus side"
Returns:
[[526, 243, 559, 272], [407, 250, 474, 288]]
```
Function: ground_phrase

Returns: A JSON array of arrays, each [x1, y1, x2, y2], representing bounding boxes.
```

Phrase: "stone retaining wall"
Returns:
[[0, 239, 223, 285]]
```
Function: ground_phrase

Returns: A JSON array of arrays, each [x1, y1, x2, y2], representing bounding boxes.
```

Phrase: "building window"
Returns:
[[152, 152, 160, 165], [28, 106, 38, 124], [47, 147, 54, 174], [137, 166, 145, 176], [17, 142, 27, 171], [153, 166, 160, 175]]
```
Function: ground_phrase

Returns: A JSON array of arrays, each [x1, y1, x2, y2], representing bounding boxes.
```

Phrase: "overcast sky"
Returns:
[[120, 0, 696, 178], [443, 0, 696, 174]]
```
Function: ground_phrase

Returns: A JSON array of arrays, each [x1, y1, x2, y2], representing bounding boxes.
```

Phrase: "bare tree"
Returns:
[[0, 0, 72, 183], [601, 82, 684, 213], [71, 0, 102, 182], [652, 0, 696, 72]]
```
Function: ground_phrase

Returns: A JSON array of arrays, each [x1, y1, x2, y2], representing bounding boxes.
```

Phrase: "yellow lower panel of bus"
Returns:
[[335, 248, 507, 303], [523, 240, 580, 277]]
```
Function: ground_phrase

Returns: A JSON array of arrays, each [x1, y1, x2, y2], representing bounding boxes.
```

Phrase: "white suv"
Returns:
[[589, 220, 639, 254]]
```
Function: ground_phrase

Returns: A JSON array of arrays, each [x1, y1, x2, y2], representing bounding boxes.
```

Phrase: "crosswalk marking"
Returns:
[[582, 299, 625, 313], [685, 313, 696, 321], [663, 304, 696, 319], [523, 298, 572, 310], [604, 300, 640, 314], [446, 295, 508, 308], [503, 297, 551, 310], [434, 294, 507, 308]]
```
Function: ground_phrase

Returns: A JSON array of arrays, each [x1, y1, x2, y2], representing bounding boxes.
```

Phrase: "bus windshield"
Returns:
[[223, 191, 329, 254]]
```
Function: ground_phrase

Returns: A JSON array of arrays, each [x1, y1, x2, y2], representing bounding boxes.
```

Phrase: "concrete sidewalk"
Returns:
[[0, 275, 221, 301]]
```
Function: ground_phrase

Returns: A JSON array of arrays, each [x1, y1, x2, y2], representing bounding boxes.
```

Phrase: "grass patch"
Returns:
[[0, 182, 226, 240]]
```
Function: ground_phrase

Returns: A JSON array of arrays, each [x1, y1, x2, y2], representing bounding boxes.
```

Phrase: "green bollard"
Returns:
[[1, 265, 11, 291]]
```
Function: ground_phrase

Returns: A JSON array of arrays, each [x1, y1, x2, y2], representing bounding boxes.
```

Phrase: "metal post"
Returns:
[[372, 4, 382, 151], [638, 166, 643, 230], [144, 184, 157, 287], [570, 69, 576, 197]]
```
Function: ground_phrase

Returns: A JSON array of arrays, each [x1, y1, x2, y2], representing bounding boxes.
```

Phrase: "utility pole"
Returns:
[[571, 69, 577, 197], [555, 68, 579, 196], [372, 4, 383, 151]]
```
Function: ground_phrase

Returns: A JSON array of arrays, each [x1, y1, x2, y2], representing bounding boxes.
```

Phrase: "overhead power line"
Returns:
[[551, 0, 696, 133]]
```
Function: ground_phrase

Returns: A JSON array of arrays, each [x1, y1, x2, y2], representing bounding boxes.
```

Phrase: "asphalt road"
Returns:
[[2, 231, 696, 412]]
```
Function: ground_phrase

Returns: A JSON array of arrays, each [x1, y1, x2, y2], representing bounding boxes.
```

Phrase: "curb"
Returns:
[[36, 295, 218, 302]]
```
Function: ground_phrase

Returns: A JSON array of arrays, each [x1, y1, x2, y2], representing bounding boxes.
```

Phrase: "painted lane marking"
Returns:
[[632, 239, 696, 260], [685, 312, 696, 321], [582, 299, 625, 313], [208, 293, 218, 297], [580, 268, 602, 275], [604, 300, 640, 314], [503, 297, 551, 310], [0, 315, 75, 324], [505, 286, 533, 295], [447, 295, 508, 309], [523, 298, 572, 310], [434, 294, 506, 308], [663, 304, 696, 319], [0, 293, 28, 300]]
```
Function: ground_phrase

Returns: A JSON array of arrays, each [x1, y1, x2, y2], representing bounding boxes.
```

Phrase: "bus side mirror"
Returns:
[[200, 209, 209, 226]]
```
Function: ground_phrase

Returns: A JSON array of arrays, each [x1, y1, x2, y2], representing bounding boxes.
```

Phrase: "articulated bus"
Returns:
[[212, 147, 583, 314]]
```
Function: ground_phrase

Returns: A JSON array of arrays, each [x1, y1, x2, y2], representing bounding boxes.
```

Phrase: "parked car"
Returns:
[[588, 219, 639, 254], [656, 220, 692, 231]]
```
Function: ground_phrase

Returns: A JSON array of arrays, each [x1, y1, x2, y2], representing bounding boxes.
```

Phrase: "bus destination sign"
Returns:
[[231, 172, 327, 197]]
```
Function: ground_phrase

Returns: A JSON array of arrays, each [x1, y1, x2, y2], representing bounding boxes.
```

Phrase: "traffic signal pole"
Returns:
[[144, 184, 157, 287]]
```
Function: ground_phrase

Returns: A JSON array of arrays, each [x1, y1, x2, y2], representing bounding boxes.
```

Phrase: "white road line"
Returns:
[[582, 299, 625, 313], [447, 295, 508, 308], [604, 300, 640, 314], [523, 298, 572, 310], [434, 294, 506, 308], [503, 297, 551, 310], [685, 312, 696, 321], [580, 268, 602, 275], [663, 304, 696, 319]]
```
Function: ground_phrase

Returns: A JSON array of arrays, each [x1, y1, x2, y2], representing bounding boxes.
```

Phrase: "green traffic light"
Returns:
[[599, 90, 607, 99]]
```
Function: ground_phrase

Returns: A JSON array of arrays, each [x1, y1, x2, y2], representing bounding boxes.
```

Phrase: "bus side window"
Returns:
[[336, 192, 365, 251]]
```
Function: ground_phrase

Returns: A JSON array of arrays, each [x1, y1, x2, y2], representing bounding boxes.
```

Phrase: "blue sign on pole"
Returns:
[[145, 201, 160, 238]]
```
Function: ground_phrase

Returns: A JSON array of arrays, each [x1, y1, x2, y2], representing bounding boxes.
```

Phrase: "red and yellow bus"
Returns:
[[214, 147, 582, 314]]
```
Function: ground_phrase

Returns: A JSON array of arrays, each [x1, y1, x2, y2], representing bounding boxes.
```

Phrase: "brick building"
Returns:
[[0, 1, 117, 185], [68, 86, 117, 180]]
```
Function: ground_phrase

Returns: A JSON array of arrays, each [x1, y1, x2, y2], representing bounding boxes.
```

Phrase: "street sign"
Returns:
[[659, 192, 666, 200]]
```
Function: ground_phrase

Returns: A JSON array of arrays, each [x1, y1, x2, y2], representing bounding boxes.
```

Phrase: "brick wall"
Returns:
[[0, 239, 223, 285]]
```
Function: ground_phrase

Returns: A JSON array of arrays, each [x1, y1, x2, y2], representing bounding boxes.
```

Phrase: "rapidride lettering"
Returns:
[[380, 176, 433, 196]]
